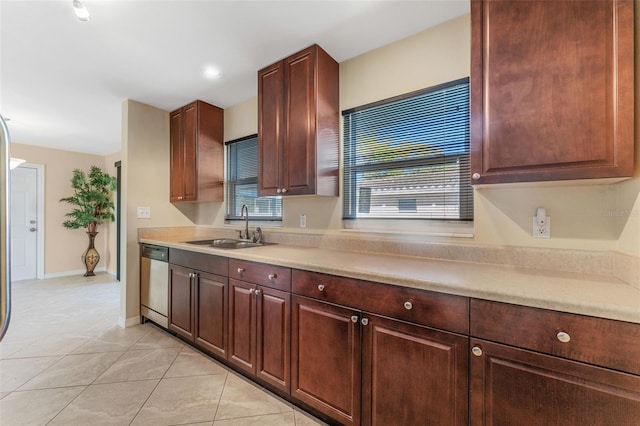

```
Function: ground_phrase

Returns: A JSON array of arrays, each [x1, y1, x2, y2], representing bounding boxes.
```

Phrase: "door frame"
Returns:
[[14, 163, 45, 279]]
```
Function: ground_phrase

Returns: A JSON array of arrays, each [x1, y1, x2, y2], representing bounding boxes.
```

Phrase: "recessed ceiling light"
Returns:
[[203, 65, 222, 80], [73, 0, 90, 22]]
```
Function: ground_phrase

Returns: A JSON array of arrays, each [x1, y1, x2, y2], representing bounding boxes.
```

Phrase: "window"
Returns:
[[342, 78, 472, 222], [226, 135, 282, 221]]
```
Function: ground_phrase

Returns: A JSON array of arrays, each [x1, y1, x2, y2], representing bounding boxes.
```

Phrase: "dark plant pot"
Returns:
[[82, 231, 100, 277]]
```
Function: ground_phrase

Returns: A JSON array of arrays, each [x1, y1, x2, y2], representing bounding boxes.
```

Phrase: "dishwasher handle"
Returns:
[[141, 244, 169, 262]]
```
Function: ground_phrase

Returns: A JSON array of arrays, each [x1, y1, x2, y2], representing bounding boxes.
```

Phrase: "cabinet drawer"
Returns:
[[470, 299, 640, 375], [293, 270, 468, 335], [169, 249, 228, 275], [229, 259, 291, 292]]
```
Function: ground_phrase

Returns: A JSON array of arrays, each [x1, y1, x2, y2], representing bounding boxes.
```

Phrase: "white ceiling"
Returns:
[[0, 0, 469, 155]]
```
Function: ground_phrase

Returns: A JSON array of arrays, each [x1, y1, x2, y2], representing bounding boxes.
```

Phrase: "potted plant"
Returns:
[[60, 166, 116, 276]]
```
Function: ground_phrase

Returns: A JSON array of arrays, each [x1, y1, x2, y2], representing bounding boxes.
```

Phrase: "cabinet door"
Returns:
[[169, 109, 184, 202], [470, 0, 634, 184], [168, 264, 194, 341], [228, 279, 256, 374], [258, 61, 284, 196], [292, 296, 361, 426], [283, 47, 316, 195], [361, 314, 468, 426], [470, 338, 640, 426], [195, 272, 228, 359], [256, 286, 290, 393], [182, 102, 198, 201]]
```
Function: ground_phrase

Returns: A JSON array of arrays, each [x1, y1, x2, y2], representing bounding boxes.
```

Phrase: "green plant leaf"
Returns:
[[59, 166, 116, 232]]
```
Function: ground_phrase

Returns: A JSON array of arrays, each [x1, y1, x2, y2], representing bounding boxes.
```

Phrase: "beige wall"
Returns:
[[121, 99, 196, 325], [105, 152, 121, 275], [218, 14, 638, 254], [614, 9, 640, 258], [10, 143, 115, 276], [121, 13, 640, 324]]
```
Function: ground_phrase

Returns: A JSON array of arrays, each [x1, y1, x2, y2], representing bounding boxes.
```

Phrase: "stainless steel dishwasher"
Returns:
[[140, 244, 169, 328]]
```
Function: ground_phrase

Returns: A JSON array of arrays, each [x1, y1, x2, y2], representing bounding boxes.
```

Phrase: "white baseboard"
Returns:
[[44, 267, 107, 279], [118, 316, 141, 328]]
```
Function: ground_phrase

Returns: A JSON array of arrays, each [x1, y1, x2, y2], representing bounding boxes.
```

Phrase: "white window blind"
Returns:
[[226, 135, 282, 221], [342, 78, 472, 221]]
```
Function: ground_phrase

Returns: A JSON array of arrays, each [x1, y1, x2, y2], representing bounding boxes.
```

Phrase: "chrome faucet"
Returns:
[[239, 204, 250, 240], [239, 204, 263, 243]]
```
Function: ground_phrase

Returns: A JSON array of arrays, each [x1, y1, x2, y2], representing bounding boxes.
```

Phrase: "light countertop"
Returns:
[[140, 236, 640, 325]]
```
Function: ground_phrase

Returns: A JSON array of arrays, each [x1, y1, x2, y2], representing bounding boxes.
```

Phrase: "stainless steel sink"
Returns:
[[185, 239, 274, 249]]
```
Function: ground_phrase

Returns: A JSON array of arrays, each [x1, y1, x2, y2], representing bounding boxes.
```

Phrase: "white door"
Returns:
[[10, 166, 38, 281]]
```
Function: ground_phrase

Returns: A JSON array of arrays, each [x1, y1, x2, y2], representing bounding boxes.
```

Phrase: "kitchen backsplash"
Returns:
[[138, 226, 639, 289]]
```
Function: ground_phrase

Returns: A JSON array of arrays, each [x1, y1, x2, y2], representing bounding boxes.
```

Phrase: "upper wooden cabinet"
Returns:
[[170, 100, 224, 202], [258, 44, 339, 196], [470, 0, 634, 184]]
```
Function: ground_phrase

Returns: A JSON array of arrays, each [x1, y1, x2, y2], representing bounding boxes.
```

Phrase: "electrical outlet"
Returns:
[[532, 216, 550, 238], [137, 207, 151, 219], [300, 214, 307, 228]]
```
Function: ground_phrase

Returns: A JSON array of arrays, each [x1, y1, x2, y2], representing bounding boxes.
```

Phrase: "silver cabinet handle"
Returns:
[[404, 301, 413, 310], [472, 346, 483, 357], [268, 273, 277, 280], [249, 288, 255, 295], [557, 331, 571, 343], [255, 289, 262, 297], [281, 188, 287, 193], [29, 227, 37, 232], [472, 173, 481, 180], [361, 318, 369, 326], [317, 284, 325, 292], [188, 272, 193, 278], [351, 315, 358, 323], [276, 189, 282, 194], [237, 268, 244, 274]]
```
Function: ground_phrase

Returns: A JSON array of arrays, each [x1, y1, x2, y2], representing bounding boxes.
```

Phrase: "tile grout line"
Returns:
[[43, 322, 154, 425], [211, 369, 231, 424], [43, 333, 138, 425], [128, 328, 187, 426]]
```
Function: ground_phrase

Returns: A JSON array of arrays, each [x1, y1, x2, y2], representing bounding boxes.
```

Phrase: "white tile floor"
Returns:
[[0, 274, 327, 425]]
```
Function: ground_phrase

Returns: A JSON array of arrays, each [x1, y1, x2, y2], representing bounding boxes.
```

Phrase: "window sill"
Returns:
[[342, 219, 474, 239]]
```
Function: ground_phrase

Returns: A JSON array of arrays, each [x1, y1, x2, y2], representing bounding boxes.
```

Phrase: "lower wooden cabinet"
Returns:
[[256, 285, 290, 391], [470, 299, 640, 426], [362, 314, 469, 426], [229, 278, 291, 393], [292, 295, 469, 426], [169, 264, 228, 358], [195, 272, 228, 358], [168, 264, 194, 340], [160, 248, 640, 426], [470, 339, 640, 426], [292, 296, 362, 426]]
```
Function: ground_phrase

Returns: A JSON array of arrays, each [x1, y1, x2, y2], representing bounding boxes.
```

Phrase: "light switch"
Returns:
[[137, 207, 151, 219]]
